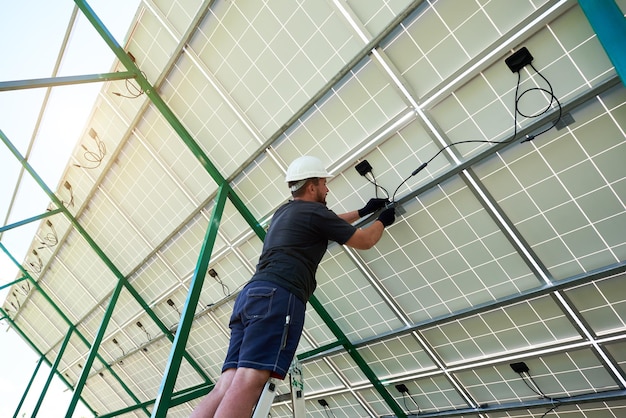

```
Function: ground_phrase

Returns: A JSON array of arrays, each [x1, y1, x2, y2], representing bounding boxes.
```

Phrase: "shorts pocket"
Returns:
[[243, 286, 276, 320]]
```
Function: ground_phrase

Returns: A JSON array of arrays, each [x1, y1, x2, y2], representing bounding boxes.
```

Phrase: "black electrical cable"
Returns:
[[386, 62, 562, 205], [20, 282, 31, 295], [125, 77, 144, 97], [400, 391, 421, 415], [516, 63, 563, 142], [61, 182, 75, 207], [209, 270, 231, 297], [74, 134, 107, 169], [322, 404, 336, 418], [520, 371, 561, 417], [520, 372, 544, 398], [38, 232, 58, 248], [540, 404, 559, 418], [81, 140, 107, 166], [363, 171, 390, 199], [113, 71, 147, 99], [28, 256, 42, 274], [39, 223, 58, 249]]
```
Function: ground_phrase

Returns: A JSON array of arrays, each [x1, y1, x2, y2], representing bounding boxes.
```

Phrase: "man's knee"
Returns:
[[233, 367, 271, 390]]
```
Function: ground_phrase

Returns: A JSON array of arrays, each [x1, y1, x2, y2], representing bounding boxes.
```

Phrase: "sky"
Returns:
[[0, 1, 140, 416]]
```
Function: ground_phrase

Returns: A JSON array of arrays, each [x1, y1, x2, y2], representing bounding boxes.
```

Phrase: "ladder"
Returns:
[[252, 358, 305, 417]]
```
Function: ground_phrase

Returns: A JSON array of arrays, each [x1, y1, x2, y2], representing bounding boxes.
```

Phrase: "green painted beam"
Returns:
[[0, 208, 63, 233], [165, 383, 212, 408], [578, 0, 626, 87], [0, 71, 136, 92], [152, 185, 229, 417], [13, 355, 45, 418], [297, 341, 344, 361], [32, 326, 74, 417], [99, 383, 213, 417], [0, 275, 28, 292], [65, 277, 134, 417]]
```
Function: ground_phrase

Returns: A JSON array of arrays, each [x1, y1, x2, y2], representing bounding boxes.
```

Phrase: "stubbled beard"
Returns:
[[316, 189, 327, 205]]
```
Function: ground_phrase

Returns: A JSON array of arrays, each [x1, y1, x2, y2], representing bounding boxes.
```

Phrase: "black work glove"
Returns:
[[358, 198, 389, 218], [377, 207, 395, 227]]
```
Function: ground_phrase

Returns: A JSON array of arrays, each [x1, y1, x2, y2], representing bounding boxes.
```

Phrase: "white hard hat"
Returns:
[[285, 156, 332, 182]]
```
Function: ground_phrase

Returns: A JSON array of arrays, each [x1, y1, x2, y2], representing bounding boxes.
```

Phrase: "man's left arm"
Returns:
[[338, 210, 360, 223], [338, 198, 388, 224]]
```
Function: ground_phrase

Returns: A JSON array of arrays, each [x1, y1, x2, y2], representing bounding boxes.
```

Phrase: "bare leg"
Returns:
[[214, 367, 271, 418], [190, 368, 236, 418]]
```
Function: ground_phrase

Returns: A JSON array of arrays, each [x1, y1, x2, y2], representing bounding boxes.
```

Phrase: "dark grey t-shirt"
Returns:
[[250, 199, 357, 302]]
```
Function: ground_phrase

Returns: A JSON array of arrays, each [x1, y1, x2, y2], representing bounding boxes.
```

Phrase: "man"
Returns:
[[191, 156, 395, 417]]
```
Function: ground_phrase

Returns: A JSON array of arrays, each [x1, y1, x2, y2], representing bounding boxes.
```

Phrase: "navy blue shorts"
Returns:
[[222, 281, 305, 379]]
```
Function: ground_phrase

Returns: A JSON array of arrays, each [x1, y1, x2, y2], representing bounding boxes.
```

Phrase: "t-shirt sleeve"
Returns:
[[315, 206, 357, 245]]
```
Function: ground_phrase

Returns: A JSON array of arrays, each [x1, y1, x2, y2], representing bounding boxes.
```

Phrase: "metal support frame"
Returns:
[[12, 355, 45, 418], [152, 184, 229, 416], [578, 0, 626, 86], [0, 275, 28, 292], [1, 1, 441, 416], [0, 71, 136, 92], [0, 241, 147, 417], [0, 208, 63, 234], [0, 64, 216, 417], [32, 326, 74, 417]]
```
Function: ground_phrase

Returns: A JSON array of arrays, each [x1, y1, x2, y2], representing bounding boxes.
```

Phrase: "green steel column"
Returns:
[[0, 71, 136, 91], [151, 184, 229, 417], [32, 326, 74, 417], [0, 208, 63, 234], [65, 278, 128, 417], [98, 383, 213, 417], [0, 275, 28, 292], [13, 354, 45, 418], [578, 0, 626, 86]]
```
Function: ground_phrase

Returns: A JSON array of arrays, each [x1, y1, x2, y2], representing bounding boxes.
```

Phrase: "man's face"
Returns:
[[314, 178, 329, 205]]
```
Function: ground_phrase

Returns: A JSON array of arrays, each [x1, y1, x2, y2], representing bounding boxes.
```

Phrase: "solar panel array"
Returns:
[[1, 0, 625, 416]]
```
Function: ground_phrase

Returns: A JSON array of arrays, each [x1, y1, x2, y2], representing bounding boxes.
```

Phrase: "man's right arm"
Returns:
[[344, 207, 394, 250]]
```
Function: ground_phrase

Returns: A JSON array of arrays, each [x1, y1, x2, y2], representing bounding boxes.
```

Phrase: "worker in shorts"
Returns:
[[191, 155, 395, 417]]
